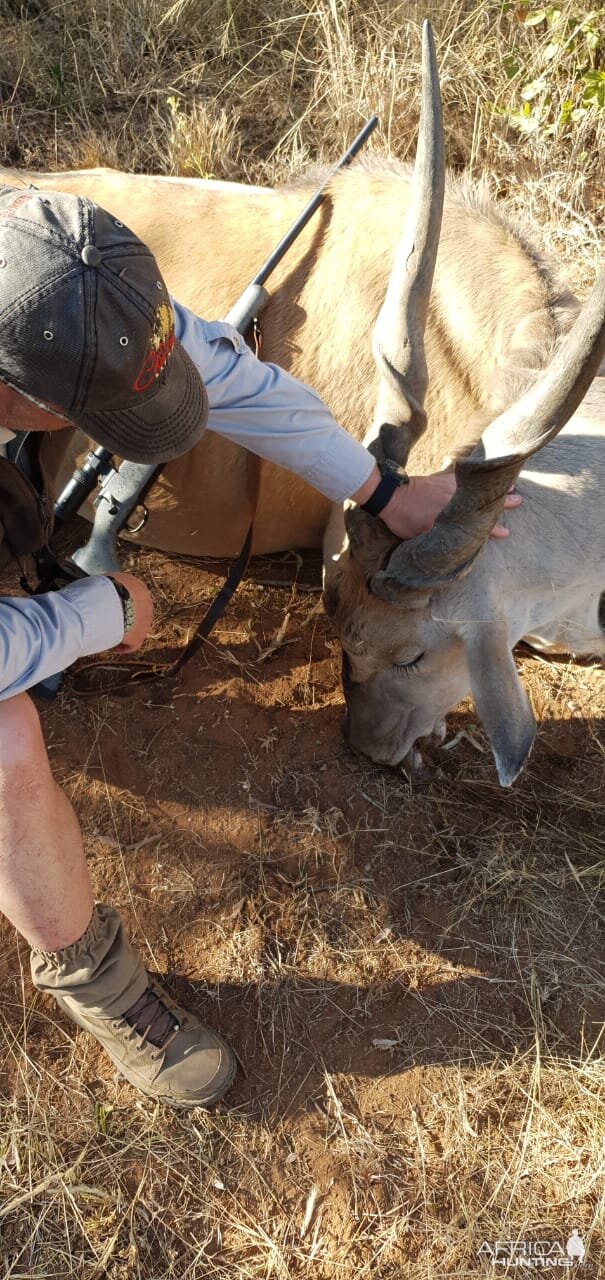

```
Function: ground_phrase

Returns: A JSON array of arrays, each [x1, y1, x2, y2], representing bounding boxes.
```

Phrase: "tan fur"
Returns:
[[3, 160, 575, 556], [4, 161, 601, 784]]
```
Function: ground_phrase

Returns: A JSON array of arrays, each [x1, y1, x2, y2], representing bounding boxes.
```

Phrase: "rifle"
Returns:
[[55, 116, 378, 577], [30, 118, 378, 699]]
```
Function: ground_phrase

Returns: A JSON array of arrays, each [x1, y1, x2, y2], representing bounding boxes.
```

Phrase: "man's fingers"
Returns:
[[489, 489, 522, 535]]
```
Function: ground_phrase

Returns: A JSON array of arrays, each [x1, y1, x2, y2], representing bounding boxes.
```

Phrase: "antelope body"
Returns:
[[4, 30, 604, 784]]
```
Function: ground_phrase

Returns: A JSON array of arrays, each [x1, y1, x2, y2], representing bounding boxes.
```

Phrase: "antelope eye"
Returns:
[[393, 652, 424, 673]]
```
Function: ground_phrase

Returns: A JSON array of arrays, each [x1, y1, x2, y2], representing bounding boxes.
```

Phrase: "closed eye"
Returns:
[[393, 652, 424, 674]]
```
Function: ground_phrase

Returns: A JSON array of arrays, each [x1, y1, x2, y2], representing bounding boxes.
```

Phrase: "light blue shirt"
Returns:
[[0, 577, 125, 699], [173, 304, 373, 503], [0, 301, 374, 699]]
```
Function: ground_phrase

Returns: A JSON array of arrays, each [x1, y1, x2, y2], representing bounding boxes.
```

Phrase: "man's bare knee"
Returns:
[[0, 694, 49, 783]]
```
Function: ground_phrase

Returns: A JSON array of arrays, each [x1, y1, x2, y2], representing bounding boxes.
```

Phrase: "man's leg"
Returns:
[[0, 693, 235, 1108], [0, 693, 94, 949]]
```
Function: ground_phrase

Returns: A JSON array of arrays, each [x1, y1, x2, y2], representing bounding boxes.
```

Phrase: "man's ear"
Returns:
[[464, 624, 536, 786]]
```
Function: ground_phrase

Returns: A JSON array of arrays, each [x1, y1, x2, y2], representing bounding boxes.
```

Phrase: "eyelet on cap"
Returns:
[[43, 330, 54, 341], [114, 219, 124, 228], [119, 335, 129, 346], [156, 280, 163, 290], [0, 258, 6, 268]]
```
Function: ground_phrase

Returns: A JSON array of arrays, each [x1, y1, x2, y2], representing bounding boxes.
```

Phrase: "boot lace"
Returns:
[[123, 986, 180, 1049]]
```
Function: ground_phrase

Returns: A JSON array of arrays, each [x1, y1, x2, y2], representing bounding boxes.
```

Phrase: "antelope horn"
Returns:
[[372, 267, 605, 599], [345, 19, 445, 570], [370, 17, 445, 466]]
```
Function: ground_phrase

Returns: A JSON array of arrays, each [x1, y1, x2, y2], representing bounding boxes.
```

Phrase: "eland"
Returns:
[[5, 25, 604, 786]]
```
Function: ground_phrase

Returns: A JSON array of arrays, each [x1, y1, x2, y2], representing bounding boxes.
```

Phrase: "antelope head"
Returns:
[[324, 21, 605, 785]]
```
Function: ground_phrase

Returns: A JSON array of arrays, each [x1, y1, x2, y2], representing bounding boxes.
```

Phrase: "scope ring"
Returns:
[[124, 503, 149, 535]]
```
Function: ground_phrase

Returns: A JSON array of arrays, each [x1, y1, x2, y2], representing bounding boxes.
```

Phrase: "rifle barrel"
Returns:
[[252, 116, 378, 288]]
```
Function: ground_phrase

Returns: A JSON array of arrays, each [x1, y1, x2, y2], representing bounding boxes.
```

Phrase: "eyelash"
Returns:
[[393, 652, 424, 675]]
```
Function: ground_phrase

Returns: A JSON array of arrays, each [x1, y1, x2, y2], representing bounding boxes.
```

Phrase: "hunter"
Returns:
[[0, 188, 519, 1107]]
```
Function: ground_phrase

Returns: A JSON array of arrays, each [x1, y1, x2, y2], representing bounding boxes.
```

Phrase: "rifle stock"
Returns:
[[68, 282, 272, 576], [70, 460, 160, 574]]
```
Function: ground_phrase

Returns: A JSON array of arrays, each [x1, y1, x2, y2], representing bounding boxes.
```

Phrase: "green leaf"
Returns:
[[509, 107, 540, 133], [94, 1100, 114, 1136], [503, 53, 520, 78], [521, 77, 547, 100], [524, 8, 547, 25], [582, 69, 605, 109]]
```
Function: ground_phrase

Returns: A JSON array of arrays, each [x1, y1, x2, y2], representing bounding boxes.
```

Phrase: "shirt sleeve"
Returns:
[[172, 301, 375, 503], [0, 575, 124, 701]]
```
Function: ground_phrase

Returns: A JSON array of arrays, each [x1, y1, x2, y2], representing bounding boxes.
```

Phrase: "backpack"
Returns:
[[0, 430, 71, 572]]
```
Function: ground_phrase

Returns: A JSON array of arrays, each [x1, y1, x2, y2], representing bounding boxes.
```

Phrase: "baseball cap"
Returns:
[[0, 184, 208, 464]]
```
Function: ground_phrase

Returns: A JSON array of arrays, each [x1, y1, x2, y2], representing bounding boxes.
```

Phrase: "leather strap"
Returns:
[[166, 450, 262, 678], [70, 451, 263, 696]]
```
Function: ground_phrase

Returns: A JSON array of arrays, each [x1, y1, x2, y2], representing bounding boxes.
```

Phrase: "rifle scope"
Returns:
[[54, 445, 114, 523]]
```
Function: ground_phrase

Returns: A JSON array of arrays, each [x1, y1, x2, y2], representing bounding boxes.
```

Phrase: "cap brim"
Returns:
[[75, 338, 208, 464]]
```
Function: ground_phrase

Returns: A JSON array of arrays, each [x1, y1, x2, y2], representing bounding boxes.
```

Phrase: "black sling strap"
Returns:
[[69, 453, 262, 696]]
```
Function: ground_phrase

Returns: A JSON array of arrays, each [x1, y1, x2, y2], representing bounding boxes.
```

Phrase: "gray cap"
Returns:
[[0, 185, 208, 463]]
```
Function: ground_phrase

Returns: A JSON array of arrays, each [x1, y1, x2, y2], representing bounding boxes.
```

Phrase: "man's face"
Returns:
[[0, 380, 69, 432]]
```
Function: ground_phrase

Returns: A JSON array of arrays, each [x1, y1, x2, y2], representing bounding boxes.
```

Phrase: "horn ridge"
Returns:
[[370, 18, 445, 466], [374, 267, 605, 596]]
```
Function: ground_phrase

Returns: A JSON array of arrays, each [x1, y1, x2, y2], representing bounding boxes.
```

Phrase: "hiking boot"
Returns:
[[31, 903, 236, 1109]]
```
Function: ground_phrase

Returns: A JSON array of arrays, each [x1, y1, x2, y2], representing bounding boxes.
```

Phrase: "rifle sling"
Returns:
[[70, 451, 262, 696], [166, 509, 255, 679]]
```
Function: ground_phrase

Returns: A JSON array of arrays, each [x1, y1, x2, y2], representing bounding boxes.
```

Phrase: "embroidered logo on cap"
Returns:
[[133, 301, 175, 393], [0, 193, 36, 219]]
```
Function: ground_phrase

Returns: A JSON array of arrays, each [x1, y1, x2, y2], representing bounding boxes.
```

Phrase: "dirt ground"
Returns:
[[0, 528, 603, 1278]]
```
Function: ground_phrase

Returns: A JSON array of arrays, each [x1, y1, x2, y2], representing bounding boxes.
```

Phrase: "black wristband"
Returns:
[[361, 467, 408, 517], [106, 576, 136, 633], [106, 576, 129, 605]]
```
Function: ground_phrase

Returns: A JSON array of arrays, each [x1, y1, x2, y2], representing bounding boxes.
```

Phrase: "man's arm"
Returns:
[[0, 577, 124, 701], [173, 306, 376, 503], [173, 304, 520, 538]]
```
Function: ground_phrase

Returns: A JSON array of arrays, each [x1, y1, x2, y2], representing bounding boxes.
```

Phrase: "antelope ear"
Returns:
[[344, 504, 399, 578], [464, 625, 536, 786]]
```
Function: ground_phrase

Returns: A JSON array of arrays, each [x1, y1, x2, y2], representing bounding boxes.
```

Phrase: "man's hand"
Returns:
[[352, 466, 522, 540], [108, 572, 154, 654]]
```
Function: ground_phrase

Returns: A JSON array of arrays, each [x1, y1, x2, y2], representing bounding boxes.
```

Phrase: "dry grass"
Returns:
[[1, 548, 604, 1278], [0, 1, 604, 1277], [1, 3, 603, 238]]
